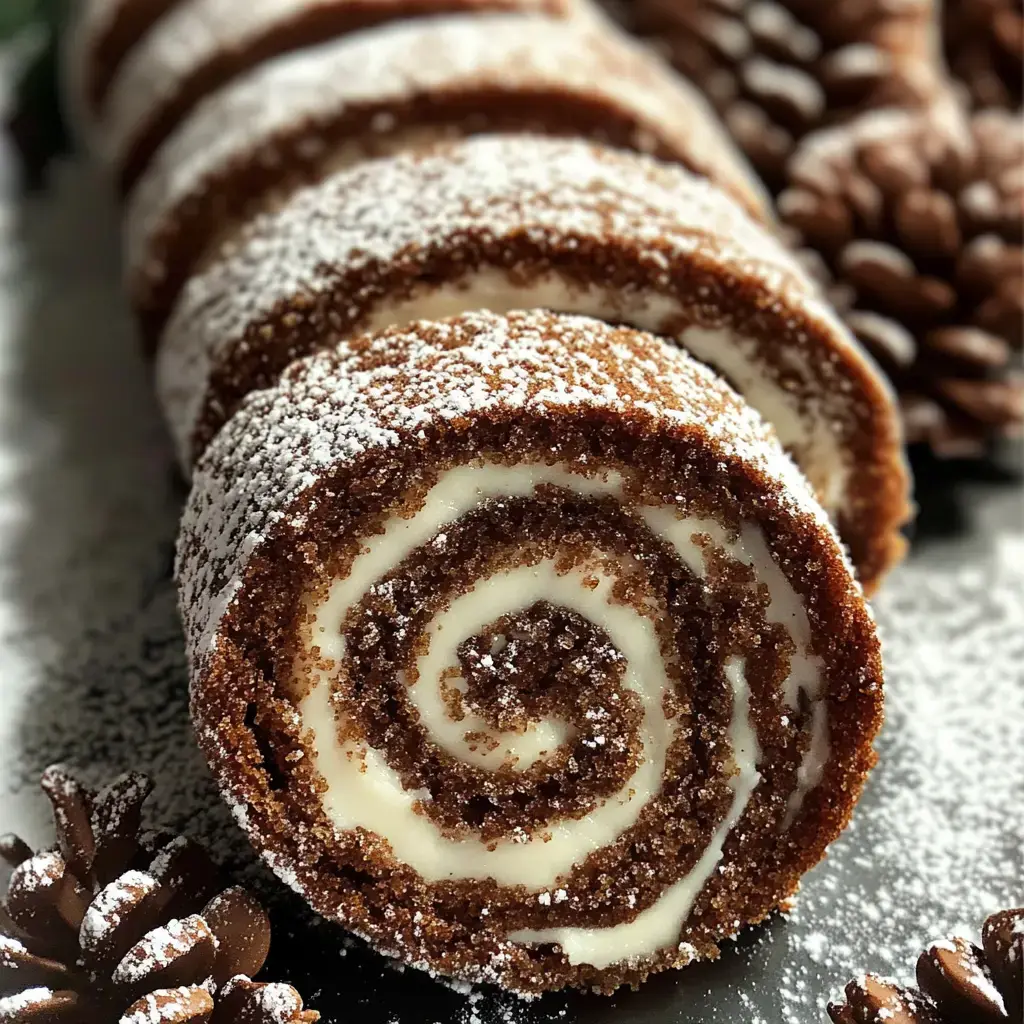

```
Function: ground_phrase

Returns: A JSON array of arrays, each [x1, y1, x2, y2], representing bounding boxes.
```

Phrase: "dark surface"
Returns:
[[0, 157, 1019, 1024]]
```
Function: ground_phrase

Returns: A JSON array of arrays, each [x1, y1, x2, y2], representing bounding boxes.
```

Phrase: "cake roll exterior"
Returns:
[[179, 308, 884, 996], [91, 0, 587, 192], [65, 0, 181, 131], [125, 15, 770, 345], [158, 135, 909, 591]]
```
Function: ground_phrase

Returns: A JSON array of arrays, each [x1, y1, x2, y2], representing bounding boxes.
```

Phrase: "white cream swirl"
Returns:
[[297, 462, 828, 968]]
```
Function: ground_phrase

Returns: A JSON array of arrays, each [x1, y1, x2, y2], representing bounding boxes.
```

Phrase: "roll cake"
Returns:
[[179, 308, 884, 996], [125, 15, 770, 343], [65, 0, 180, 129], [87, 0, 585, 191], [158, 134, 909, 591]]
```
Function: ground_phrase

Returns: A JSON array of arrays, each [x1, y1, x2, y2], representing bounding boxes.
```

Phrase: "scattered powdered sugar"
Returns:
[[223, 975, 307, 1020], [114, 916, 212, 986], [119, 987, 209, 1024], [928, 939, 1005, 1009], [9, 850, 63, 891], [177, 307, 831, 668], [0, 934, 28, 959], [96, 0, 578, 169], [0, 988, 54, 1014], [148, 834, 189, 883], [79, 870, 160, 950], [156, 133, 864, 475], [124, 12, 761, 280], [771, 533, 1024, 1023], [0, 158, 1020, 1024]]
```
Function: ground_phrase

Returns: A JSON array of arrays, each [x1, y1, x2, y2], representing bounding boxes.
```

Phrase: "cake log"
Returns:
[[65, 0, 181, 131], [91, 0, 586, 192], [158, 134, 909, 591], [125, 14, 770, 345], [179, 308, 884, 996]]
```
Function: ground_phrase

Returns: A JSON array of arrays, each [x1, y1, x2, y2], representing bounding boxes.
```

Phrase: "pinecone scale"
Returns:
[[634, 0, 940, 189], [944, 0, 1024, 109], [781, 104, 1024, 457], [0, 766, 318, 1024], [828, 906, 1024, 1023]]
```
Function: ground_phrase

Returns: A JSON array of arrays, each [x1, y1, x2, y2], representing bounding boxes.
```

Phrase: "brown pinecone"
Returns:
[[944, 0, 1024, 110], [633, 0, 940, 189], [0, 765, 318, 1023], [827, 906, 1024, 1023], [780, 102, 1024, 458]]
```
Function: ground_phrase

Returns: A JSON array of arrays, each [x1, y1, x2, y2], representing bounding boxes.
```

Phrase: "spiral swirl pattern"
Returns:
[[180, 310, 883, 994]]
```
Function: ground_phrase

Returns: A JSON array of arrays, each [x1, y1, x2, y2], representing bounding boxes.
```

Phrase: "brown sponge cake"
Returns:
[[125, 15, 770, 344], [158, 134, 909, 591], [66, 0, 181, 126], [93, 0, 586, 191], [179, 308, 884, 996]]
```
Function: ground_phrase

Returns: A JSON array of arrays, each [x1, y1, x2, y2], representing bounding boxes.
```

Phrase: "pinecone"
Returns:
[[827, 906, 1024, 1023], [944, 0, 1024, 110], [633, 0, 940, 189], [779, 103, 1024, 458], [0, 766, 318, 1023]]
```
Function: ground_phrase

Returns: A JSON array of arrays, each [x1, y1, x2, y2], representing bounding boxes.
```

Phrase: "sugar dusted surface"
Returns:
[[125, 13, 764, 278], [159, 133, 851, 453], [157, 133, 908, 591], [9, 850, 63, 891], [113, 916, 214, 987], [80, 869, 159, 948], [98, 0, 577, 171], [223, 977, 307, 1019], [0, 162, 1021, 1021], [0, 988, 54, 1014], [177, 308, 830, 667], [62, 0, 149, 128]]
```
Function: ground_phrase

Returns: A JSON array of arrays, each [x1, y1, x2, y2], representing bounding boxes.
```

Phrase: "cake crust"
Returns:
[[180, 310, 884, 996], [160, 135, 909, 591], [97, 0, 584, 190], [126, 14, 770, 343]]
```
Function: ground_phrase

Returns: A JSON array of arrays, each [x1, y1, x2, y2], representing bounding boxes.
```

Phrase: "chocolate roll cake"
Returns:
[[158, 135, 909, 590], [179, 308, 884, 995], [65, 0, 181, 128], [125, 15, 770, 344], [92, 0, 586, 192]]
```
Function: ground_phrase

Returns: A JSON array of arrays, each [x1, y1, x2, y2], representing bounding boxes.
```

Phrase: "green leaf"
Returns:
[[0, 0, 47, 40]]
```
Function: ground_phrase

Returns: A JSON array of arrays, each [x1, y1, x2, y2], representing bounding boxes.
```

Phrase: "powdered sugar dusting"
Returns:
[[431, 533, 1023, 1023], [119, 986, 211, 1024], [148, 835, 189, 882], [772, 535, 1024, 1023], [223, 975, 306, 1020], [176, 308, 833, 669], [157, 133, 855, 459], [0, 935, 29, 959], [0, 146, 1019, 1024], [98, 0, 579, 171], [125, 13, 764, 282], [9, 850, 63, 892], [112, 915, 213, 986], [80, 870, 160, 949], [0, 988, 54, 1014]]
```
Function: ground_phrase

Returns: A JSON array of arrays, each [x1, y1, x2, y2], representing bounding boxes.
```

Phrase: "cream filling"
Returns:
[[510, 657, 761, 968], [298, 462, 828, 967], [357, 270, 849, 512]]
